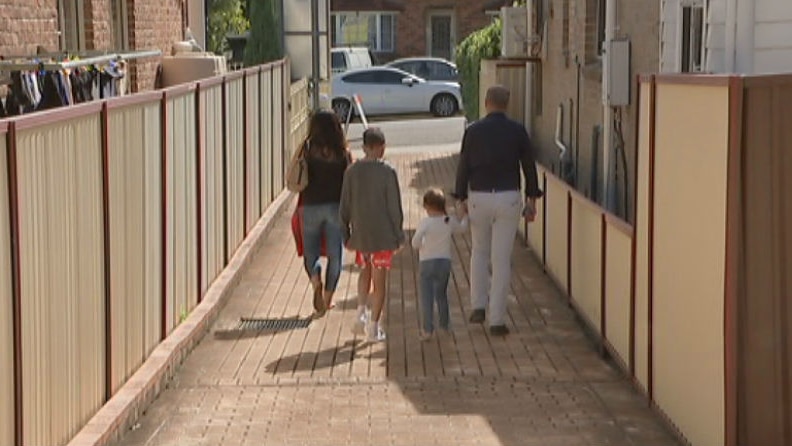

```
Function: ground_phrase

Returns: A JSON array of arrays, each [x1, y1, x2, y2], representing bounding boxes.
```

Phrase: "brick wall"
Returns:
[[128, 0, 184, 91], [531, 0, 658, 217], [85, 0, 114, 50], [0, 0, 60, 57]]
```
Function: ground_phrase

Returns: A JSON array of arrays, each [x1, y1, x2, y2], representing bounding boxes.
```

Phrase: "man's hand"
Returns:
[[456, 200, 468, 218], [523, 197, 537, 223]]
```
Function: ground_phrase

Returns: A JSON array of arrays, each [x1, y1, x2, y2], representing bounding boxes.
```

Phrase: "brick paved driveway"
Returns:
[[113, 152, 682, 446]]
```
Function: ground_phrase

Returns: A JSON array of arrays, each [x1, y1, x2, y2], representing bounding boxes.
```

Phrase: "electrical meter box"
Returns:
[[605, 39, 631, 106]]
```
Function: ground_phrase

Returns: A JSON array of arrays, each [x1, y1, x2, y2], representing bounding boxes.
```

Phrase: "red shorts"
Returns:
[[355, 250, 394, 269]]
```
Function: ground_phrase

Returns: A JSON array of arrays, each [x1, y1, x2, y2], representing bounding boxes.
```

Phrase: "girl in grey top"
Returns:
[[339, 127, 404, 341]]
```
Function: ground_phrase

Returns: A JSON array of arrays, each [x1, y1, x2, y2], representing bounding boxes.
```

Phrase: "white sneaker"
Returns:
[[367, 320, 386, 342], [352, 307, 369, 336]]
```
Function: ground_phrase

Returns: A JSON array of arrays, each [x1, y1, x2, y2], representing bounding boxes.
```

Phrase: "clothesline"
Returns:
[[0, 49, 162, 72]]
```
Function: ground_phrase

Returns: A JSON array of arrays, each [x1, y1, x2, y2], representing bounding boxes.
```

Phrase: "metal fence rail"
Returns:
[[0, 59, 310, 446]]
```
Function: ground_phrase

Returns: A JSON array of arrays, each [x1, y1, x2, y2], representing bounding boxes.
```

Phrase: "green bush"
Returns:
[[244, 0, 283, 66], [207, 0, 250, 55], [455, 18, 502, 121]]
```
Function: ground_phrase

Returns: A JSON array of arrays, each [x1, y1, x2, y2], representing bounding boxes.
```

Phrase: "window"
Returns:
[[332, 52, 346, 71], [59, 0, 86, 51], [343, 72, 377, 83], [110, 0, 129, 49], [681, 4, 705, 72], [331, 12, 396, 52], [596, 0, 606, 56], [585, 0, 606, 62], [375, 70, 405, 84]]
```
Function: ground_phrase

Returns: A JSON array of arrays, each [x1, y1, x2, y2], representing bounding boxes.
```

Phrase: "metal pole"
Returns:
[[311, 0, 321, 110]]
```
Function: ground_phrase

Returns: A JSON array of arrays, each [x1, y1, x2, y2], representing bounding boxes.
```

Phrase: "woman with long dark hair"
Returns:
[[299, 110, 351, 316]]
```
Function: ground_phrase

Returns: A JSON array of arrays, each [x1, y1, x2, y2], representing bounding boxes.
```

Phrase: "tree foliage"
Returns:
[[244, 0, 283, 66], [207, 0, 249, 55], [455, 18, 502, 121]]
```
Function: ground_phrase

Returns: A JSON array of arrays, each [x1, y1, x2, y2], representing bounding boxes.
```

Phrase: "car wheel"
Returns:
[[431, 94, 458, 117], [332, 99, 353, 122]]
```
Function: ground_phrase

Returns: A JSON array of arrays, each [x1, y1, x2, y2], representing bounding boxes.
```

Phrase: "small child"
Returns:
[[411, 188, 468, 341], [339, 127, 405, 342]]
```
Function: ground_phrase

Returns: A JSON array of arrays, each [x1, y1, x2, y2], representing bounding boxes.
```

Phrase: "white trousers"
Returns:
[[468, 191, 521, 326]]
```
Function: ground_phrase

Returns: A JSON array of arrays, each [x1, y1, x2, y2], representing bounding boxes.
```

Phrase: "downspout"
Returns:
[[555, 103, 568, 177], [601, 0, 617, 209], [575, 55, 581, 187], [725, 0, 737, 71]]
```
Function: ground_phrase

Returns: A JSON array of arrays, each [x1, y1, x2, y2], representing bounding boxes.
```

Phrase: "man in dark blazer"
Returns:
[[454, 85, 543, 336]]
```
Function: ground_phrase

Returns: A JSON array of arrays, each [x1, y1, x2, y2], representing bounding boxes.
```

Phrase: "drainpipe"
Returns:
[[725, 0, 737, 71], [601, 0, 617, 208]]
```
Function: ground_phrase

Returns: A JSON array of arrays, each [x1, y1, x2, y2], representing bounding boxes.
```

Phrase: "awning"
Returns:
[[483, 0, 513, 13], [330, 0, 406, 12]]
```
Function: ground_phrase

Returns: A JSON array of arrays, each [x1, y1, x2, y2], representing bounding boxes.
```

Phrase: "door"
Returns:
[[427, 12, 455, 61]]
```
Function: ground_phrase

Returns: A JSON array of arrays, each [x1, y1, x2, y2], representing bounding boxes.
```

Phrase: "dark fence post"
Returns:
[[100, 103, 113, 401], [7, 123, 23, 446]]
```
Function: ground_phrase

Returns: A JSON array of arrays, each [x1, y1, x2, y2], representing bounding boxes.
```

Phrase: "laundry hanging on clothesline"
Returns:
[[0, 49, 161, 117]]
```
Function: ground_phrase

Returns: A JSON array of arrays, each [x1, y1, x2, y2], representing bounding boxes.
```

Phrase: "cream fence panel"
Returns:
[[245, 71, 262, 229], [272, 66, 285, 190], [634, 82, 653, 391], [201, 84, 226, 293], [0, 127, 13, 446], [525, 166, 546, 260], [17, 115, 105, 446], [225, 76, 245, 255], [107, 101, 163, 394], [260, 70, 274, 209], [569, 197, 602, 332], [604, 221, 632, 368], [165, 93, 198, 333], [652, 82, 729, 446], [544, 175, 569, 292]]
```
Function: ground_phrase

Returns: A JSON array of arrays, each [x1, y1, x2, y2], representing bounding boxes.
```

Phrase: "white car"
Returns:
[[331, 67, 463, 119]]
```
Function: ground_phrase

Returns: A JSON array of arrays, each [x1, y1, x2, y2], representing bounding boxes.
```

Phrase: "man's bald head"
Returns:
[[485, 85, 510, 112]]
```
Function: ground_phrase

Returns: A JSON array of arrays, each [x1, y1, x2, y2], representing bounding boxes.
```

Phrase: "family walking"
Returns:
[[287, 84, 541, 342]]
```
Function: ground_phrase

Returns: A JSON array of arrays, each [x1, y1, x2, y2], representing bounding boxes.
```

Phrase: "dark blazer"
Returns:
[[454, 112, 543, 201]]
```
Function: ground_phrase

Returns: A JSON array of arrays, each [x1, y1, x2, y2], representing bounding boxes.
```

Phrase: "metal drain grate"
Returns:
[[237, 317, 312, 331]]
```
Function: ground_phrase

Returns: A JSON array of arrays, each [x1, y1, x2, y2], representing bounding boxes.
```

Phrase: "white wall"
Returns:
[[660, 0, 679, 72], [662, 0, 792, 74]]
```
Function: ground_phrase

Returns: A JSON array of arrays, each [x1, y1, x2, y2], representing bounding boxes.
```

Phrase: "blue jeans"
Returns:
[[419, 258, 452, 333], [302, 203, 343, 291]]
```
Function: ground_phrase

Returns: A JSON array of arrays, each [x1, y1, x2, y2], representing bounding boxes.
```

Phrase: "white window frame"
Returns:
[[58, 0, 86, 52], [677, 0, 707, 73], [331, 11, 396, 52]]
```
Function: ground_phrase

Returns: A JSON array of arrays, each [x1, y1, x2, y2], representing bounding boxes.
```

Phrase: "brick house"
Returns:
[[329, 0, 513, 62], [0, 0, 191, 91], [528, 0, 659, 222]]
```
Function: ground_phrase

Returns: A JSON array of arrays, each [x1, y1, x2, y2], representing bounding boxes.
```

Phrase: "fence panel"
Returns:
[[107, 98, 163, 394], [634, 81, 653, 391], [200, 83, 226, 293], [524, 168, 546, 260], [165, 91, 198, 333], [544, 175, 569, 293], [290, 78, 310, 155], [0, 125, 13, 446], [569, 195, 602, 333], [652, 82, 729, 446], [272, 66, 284, 191], [225, 75, 245, 255], [16, 113, 105, 446], [245, 70, 262, 228], [604, 218, 633, 369], [260, 70, 274, 209]]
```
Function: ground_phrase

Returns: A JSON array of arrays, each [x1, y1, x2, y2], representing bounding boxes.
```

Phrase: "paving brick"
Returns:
[[111, 152, 681, 446]]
